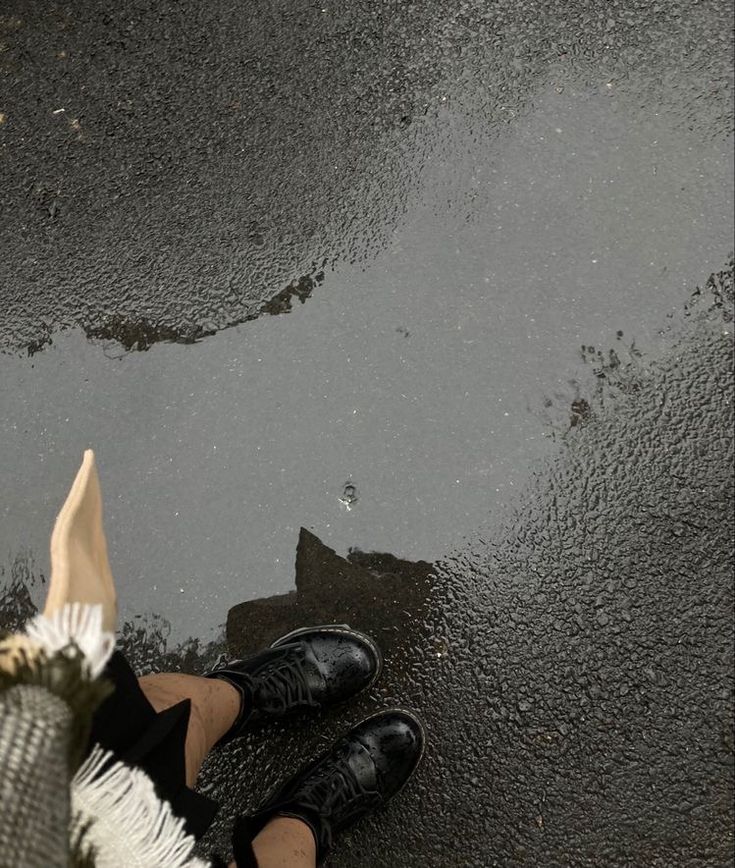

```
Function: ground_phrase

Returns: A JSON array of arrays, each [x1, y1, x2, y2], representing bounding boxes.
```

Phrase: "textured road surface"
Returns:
[[1, 0, 732, 353], [1, 0, 734, 865]]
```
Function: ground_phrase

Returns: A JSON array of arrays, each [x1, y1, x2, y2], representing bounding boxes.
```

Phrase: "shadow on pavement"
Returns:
[[226, 528, 435, 667]]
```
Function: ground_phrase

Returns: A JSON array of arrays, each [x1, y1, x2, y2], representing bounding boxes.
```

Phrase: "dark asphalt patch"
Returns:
[[1, 0, 732, 352], [79, 271, 326, 352]]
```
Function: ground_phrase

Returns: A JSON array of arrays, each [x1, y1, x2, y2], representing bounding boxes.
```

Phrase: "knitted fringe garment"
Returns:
[[0, 684, 73, 868], [0, 604, 209, 868], [72, 746, 209, 868]]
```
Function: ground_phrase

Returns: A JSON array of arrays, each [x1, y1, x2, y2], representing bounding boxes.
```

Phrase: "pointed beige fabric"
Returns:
[[44, 450, 117, 633]]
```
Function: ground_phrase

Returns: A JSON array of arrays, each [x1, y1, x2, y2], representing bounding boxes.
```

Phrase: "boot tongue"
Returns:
[[253, 677, 288, 714]]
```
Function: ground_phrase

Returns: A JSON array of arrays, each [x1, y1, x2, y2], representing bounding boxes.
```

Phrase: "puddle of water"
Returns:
[[0, 80, 732, 640]]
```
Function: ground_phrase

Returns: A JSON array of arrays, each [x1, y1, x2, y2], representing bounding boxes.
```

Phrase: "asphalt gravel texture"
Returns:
[[0, 0, 732, 352], [1, 0, 733, 865]]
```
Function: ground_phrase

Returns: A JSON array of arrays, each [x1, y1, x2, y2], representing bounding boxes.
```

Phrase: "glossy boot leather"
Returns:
[[232, 709, 425, 866], [205, 625, 382, 742]]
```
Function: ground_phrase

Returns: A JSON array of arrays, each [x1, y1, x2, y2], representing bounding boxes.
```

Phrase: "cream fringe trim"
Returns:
[[24, 603, 115, 678], [23, 604, 209, 865], [72, 746, 209, 868]]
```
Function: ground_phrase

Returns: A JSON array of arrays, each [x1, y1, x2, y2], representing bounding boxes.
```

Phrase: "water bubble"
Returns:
[[339, 481, 359, 510]]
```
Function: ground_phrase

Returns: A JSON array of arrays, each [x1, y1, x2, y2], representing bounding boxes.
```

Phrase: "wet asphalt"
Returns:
[[1, 0, 734, 865]]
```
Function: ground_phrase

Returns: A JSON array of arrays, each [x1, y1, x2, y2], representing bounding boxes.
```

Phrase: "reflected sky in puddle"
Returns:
[[1, 80, 732, 640]]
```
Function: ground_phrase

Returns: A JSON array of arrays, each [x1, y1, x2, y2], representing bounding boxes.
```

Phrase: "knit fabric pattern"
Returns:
[[0, 684, 72, 868]]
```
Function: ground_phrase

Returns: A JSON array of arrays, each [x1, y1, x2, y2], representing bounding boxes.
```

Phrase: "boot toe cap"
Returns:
[[326, 638, 380, 696], [276, 626, 382, 701], [353, 710, 425, 798]]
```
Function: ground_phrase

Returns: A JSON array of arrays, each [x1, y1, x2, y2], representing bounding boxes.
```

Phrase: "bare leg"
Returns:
[[229, 817, 317, 868], [139, 672, 241, 787], [139, 674, 317, 866]]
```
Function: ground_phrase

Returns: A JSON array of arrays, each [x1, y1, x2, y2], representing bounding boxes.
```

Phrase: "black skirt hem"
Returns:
[[88, 650, 219, 840]]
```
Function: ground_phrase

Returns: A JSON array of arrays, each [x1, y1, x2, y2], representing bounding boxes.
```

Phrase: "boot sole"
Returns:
[[270, 623, 384, 693]]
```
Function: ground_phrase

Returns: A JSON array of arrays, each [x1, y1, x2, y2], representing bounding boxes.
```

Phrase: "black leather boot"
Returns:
[[231, 709, 425, 866], [205, 625, 382, 742]]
